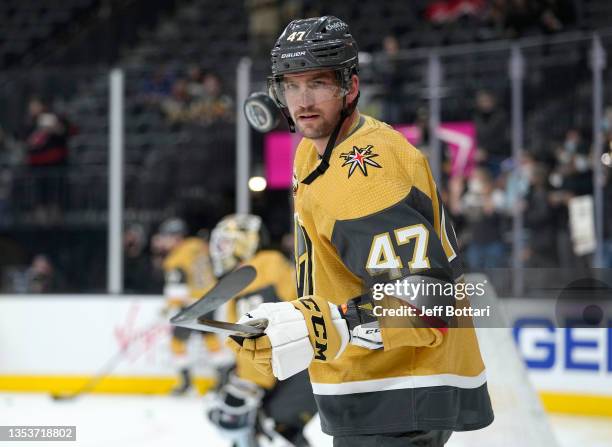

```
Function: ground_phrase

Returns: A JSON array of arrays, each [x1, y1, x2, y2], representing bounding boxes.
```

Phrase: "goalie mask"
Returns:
[[210, 214, 263, 278]]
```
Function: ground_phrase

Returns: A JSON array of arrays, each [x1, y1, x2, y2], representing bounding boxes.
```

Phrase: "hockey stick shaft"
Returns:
[[51, 348, 127, 401], [51, 317, 167, 401]]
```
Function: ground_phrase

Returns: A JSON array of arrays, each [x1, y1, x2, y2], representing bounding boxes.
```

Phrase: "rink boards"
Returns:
[[0, 295, 610, 416]]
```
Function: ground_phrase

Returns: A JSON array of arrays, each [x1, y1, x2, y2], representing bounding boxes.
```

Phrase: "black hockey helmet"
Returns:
[[269, 16, 360, 184], [270, 16, 358, 78]]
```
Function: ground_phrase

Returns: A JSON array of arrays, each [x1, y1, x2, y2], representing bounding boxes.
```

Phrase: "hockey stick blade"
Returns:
[[173, 316, 266, 337], [170, 265, 256, 324], [170, 265, 260, 336]]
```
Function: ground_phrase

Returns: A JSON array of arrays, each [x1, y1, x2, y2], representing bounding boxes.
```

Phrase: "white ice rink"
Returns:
[[1, 393, 611, 447]]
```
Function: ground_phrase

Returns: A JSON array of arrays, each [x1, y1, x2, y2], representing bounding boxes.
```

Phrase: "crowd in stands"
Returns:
[[441, 90, 612, 274], [1, 0, 611, 294], [161, 72, 233, 127], [424, 0, 575, 37]]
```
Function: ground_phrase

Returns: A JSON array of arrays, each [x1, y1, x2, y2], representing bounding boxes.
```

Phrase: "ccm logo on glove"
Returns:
[[229, 296, 350, 380], [296, 296, 328, 360]]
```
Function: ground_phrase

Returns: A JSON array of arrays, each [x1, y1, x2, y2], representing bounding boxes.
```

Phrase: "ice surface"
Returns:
[[1, 393, 610, 447]]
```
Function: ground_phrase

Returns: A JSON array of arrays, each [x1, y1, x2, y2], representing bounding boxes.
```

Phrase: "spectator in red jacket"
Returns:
[[24, 100, 72, 221]]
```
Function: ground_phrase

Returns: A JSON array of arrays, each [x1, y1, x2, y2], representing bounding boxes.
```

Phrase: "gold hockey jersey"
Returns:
[[293, 115, 493, 435], [163, 237, 215, 307], [228, 250, 297, 389]]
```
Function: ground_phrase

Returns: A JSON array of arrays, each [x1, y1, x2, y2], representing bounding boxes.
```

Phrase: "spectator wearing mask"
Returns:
[[451, 167, 507, 269], [550, 128, 592, 196], [548, 129, 592, 268]]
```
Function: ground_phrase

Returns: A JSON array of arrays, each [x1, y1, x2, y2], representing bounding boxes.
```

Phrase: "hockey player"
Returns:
[[206, 214, 316, 447], [158, 217, 218, 395], [229, 17, 494, 446]]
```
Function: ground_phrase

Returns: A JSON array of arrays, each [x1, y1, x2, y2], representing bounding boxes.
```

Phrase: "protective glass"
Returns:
[[268, 75, 347, 108]]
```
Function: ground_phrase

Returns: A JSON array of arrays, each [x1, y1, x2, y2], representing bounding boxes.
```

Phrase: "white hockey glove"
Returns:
[[350, 321, 384, 350], [207, 372, 264, 441], [227, 296, 350, 380]]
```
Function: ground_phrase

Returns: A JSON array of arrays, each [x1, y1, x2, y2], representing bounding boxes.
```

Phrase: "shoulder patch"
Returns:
[[339, 145, 382, 178]]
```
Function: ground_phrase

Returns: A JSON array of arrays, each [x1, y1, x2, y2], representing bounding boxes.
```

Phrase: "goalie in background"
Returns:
[[157, 217, 218, 395], [206, 214, 317, 447]]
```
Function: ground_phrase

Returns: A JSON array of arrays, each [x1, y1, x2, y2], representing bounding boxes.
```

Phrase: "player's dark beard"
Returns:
[[294, 107, 335, 139]]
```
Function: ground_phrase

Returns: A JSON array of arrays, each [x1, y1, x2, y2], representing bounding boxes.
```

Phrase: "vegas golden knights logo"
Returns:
[[339, 144, 382, 178]]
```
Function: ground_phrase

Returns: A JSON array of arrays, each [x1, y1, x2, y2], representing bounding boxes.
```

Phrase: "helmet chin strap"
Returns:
[[281, 107, 296, 132], [301, 91, 359, 185]]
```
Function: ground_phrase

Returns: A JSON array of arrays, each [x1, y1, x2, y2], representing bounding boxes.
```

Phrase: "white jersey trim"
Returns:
[[311, 370, 487, 395]]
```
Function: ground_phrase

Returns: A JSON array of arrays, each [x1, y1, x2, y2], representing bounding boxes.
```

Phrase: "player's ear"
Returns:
[[347, 74, 359, 103]]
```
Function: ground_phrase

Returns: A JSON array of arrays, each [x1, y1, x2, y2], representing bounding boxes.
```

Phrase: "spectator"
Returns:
[[26, 113, 69, 167], [451, 168, 507, 269], [545, 128, 593, 268], [123, 223, 154, 293], [189, 73, 233, 125], [376, 35, 404, 124], [185, 65, 205, 98], [141, 66, 175, 105], [25, 254, 66, 293], [474, 89, 510, 175], [23, 98, 47, 138], [25, 108, 72, 221], [523, 161, 558, 266], [550, 128, 592, 196], [161, 79, 192, 125], [425, 0, 485, 25]]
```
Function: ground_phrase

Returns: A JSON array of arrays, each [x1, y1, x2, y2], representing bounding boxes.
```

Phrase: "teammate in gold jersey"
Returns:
[[229, 17, 493, 447], [206, 214, 316, 447], [157, 218, 217, 395]]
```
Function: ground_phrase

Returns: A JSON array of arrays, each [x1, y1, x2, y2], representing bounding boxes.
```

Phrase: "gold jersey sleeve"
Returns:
[[229, 250, 297, 389]]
